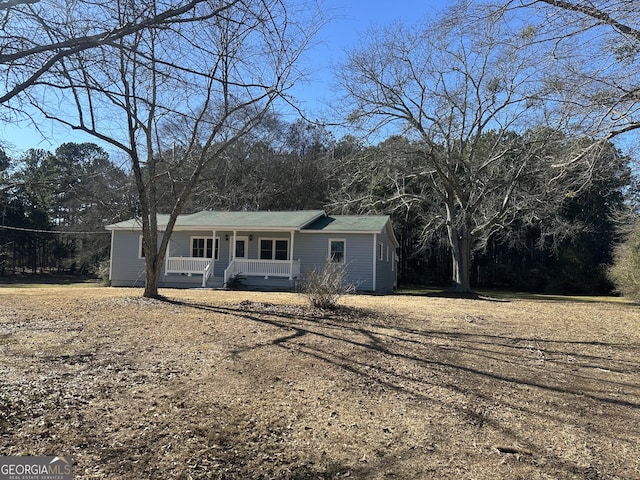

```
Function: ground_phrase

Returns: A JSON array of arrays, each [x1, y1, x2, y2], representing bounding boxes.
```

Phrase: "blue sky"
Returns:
[[288, 0, 449, 123], [1, 0, 451, 156]]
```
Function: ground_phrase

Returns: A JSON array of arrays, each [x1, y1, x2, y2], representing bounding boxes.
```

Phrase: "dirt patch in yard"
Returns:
[[0, 287, 639, 479]]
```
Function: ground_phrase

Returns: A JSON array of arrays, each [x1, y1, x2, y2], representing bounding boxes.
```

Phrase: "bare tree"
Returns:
[[0, 0, 234, 107], [520, 1, 640, 300], [338, 3, 600, 293], [3, 0, 320, 297], [504, 0, 640, 139]]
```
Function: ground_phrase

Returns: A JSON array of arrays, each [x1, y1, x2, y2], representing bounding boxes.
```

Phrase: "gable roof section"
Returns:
[[106, 210, 326, 231], [302, 215, 399, 247], [302, 215, 386, 232]]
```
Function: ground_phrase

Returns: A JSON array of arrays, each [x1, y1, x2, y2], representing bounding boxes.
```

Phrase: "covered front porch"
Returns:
[[163, 230, 301, 287], [164, 256, 301, 286]]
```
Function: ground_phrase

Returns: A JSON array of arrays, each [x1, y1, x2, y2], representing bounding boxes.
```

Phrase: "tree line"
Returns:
[[0, 143, 134, 274], [0, 116, 633, 294], [1, 0, 639, 297]]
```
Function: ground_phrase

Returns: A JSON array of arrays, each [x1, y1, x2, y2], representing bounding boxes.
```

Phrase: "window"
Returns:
[[329, 239, 345, 263], [378, 242, 384, 261], [260, 239, 271, 259], [260, 239, 289, 260], [138, 236, 145, 259], [191, 237, 219, 259]]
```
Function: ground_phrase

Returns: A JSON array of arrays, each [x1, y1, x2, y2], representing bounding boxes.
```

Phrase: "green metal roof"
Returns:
[[303, 215, 388, 231], [106, 211, 398, 246], [303, 215, 399, 247], [106, 210, 326, 231]]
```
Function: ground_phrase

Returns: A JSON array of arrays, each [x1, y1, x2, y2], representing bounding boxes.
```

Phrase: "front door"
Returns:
[[231, 236, 248, 260]]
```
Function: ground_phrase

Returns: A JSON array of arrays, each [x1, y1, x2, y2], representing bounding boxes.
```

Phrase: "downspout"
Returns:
[[372, 233, 377, 292], [109, 230, 114, 285]]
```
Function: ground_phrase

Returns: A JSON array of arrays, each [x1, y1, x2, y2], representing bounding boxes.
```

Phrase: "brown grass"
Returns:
[[0, 286, 639, 479]]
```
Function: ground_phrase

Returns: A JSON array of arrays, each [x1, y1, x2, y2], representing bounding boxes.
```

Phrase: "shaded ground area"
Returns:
[[0, 287, 639, 479], [0, 273, 101, 285]]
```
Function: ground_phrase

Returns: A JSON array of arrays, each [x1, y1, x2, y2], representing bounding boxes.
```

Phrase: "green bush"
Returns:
[[609, 224, 640, 302], [299, 262, 355, 310], [225, 273, 246, 290]]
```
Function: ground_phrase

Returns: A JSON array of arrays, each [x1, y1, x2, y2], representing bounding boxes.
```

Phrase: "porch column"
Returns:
[[202, 229, 216, 287], [164, 238, 171, 276], [289, 231, 295, 280], [211, 229, 220, 266], [211, 230, 216, 265], [232, 230, 237, 259]]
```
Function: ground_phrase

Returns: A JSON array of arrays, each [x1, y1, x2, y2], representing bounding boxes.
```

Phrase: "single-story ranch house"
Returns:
[[106, 210, 399, 293]]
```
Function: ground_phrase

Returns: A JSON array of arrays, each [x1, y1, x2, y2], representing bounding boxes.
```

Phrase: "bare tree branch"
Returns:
[[0, 0, 38, 10], [535, 0, 640, 41], [0, 0, 242, 103]]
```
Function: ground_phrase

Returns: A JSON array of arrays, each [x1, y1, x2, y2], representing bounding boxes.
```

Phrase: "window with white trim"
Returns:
[[191, 236, 219, 259], [260, 238, 289, 260], [138, 235, 145, 259], [378, 241, 384, 261], [329, 239, 346, 263]]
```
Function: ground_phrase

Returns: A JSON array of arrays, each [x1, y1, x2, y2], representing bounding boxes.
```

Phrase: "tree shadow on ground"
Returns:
[[162, 296, 640, 479], [0, 273, 99, 285], [397, 289, 511, 302]]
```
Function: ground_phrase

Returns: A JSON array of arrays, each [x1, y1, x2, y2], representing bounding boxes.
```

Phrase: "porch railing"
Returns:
[[202, 259, 215, 287], [224, 259, 300, 285], [165, 257, 211, 275]]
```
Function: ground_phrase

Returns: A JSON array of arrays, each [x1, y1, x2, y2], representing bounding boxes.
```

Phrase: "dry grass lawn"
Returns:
[[0, 286, 639, 479]]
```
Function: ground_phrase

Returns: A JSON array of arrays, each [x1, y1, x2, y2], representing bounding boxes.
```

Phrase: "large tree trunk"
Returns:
[[448, 223, 472, 293], [143, 257, 161, 298], [141, 207, 176, 299], [141, 222, 162, 298], [445, 197, 473, 293], [143, 250, 165, 299]]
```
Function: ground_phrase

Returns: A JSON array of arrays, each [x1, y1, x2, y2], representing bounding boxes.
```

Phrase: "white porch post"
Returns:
[[289, 231, 295, 280], [164, 239, 170, 276], [232, 231, 237, 259], [211, 230, 216, 264], [201, 229, 215, 287]]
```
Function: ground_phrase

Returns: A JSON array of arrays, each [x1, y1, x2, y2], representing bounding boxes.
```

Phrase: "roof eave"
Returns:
[[172, 226, 303, 232]]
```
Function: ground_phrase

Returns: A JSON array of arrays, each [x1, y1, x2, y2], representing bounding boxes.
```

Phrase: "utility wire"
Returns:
[[0, 224, 110, 235]]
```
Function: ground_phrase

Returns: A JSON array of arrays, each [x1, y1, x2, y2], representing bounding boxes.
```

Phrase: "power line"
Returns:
[[0, 224, 109, 235]]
